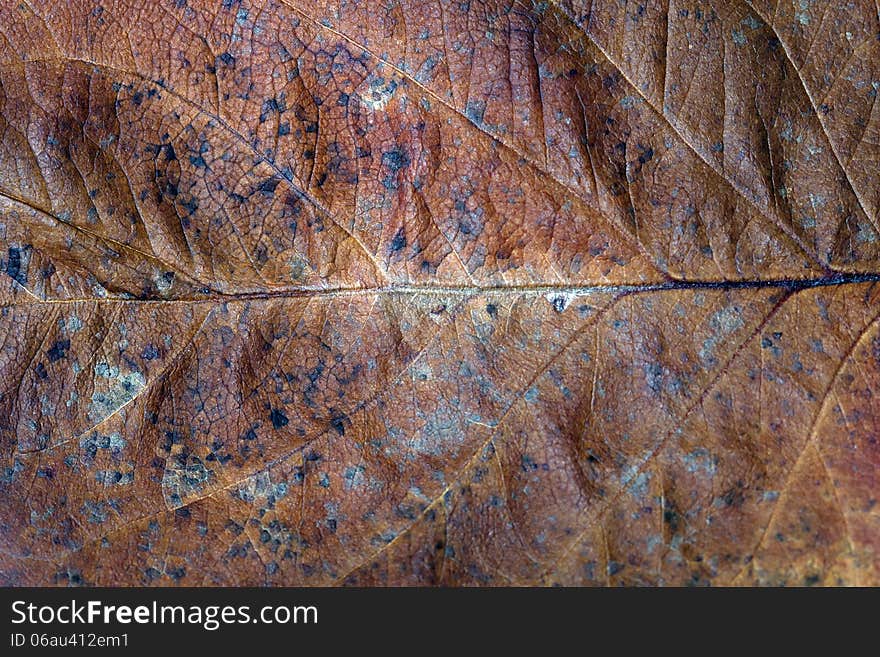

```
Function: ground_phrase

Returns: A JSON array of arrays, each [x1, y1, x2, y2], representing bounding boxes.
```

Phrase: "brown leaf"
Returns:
[[0, 0, 877, 586]]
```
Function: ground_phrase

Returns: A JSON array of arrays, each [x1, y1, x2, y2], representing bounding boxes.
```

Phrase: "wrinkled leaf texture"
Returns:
[[0, 0, 878, 586]]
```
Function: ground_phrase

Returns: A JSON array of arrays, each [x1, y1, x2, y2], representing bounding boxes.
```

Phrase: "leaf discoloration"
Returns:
[[0, 0, 878, 586]]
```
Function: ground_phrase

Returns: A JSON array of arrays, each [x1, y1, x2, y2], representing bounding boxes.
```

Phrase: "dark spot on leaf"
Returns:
[[4, 246, 28, 285], [329, 410, 348, 436], [47, 339, 70, 363], [270, 408, 289, 429], [257, 177, 281, 195], [381, 148, 410, 173], [389, 227, 407, 252]]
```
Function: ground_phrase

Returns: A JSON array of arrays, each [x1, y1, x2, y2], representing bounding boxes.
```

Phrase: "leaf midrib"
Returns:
[[4, 272, 880, 307]]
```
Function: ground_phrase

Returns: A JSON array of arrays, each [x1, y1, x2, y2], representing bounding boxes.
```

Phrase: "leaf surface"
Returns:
[[0, 0, 878, 585]]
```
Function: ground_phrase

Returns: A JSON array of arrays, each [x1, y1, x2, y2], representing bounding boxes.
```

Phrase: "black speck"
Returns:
[[270, 408, 289, 429], [465, 100, 486, 124], [4, 246, 27, 285], [608, 561, 625, 576], [168, 566, 186, 581], [381, 148, 410, 173], [389, 227, 406, 252], [181, 197, 199, 215], [47, 339, 70, 363], [260, 97, 285, 123], [257, 177, 281, 195], [329, 410, 348, 436]]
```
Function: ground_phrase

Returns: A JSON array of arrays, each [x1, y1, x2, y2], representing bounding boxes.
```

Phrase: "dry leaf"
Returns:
[[0, 0, 878, 586]]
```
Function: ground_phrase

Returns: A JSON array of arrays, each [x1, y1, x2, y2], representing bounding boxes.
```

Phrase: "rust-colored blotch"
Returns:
[[0, 0, 878, 586]]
